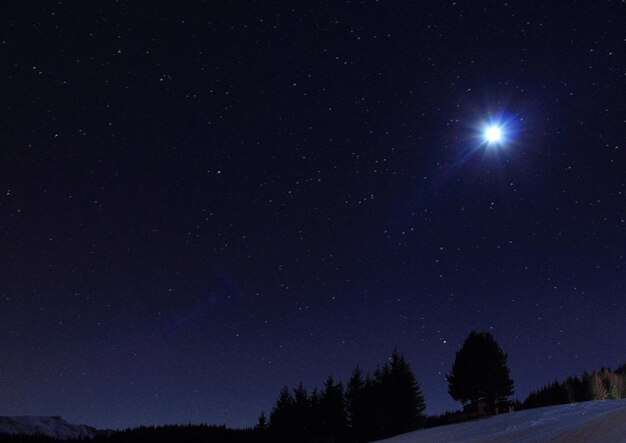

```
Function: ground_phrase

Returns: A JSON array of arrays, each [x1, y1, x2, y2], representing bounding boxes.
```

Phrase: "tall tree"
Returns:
[[376, 350, 426, 437], [292, 382, 312, 436], [269, 386, 297, 441], [346, 366, 381, 442], [447, 331, 514, 414], [320, 376, 347, 442], [346, 366, 367, 441], [309, 388, 323, 439], [256, 412, 267, 431]]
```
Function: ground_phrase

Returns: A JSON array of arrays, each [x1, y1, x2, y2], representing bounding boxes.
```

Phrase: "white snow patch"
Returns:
[[374, 399, 626, 443]]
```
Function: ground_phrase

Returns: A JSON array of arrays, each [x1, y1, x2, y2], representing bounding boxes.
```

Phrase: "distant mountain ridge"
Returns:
[[0, 416, 97, 439]]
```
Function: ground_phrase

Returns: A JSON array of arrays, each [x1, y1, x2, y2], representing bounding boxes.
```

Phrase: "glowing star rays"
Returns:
[[484, 125, 502, 144], [473, 113, 518, 151]]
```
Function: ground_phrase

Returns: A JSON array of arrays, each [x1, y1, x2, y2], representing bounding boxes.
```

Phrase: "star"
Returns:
[[484, 126, 502, 144]]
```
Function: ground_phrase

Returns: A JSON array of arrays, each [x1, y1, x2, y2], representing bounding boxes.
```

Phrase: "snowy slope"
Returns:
[[375, 399, 626, 443], [0, 416, 97, 439]]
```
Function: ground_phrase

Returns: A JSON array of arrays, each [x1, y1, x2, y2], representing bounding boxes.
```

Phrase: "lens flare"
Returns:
[[484, 125, 502, 143]]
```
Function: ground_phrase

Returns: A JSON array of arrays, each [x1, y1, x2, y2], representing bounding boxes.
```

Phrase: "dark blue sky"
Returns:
[[1, 0, 624, 430]]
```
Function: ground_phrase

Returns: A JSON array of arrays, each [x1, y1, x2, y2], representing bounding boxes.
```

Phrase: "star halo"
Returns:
[[474, 112, 518, 151]]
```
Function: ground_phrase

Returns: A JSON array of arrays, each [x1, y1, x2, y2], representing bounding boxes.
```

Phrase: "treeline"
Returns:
[[91, 425, 261, 443], [521, 364, 626, 410], [2, 332, 624, 443], [0, 434, 60, 443], [0, 350, 425, 443], [0, 425, 262, 443], [265, 350, 426, 442]]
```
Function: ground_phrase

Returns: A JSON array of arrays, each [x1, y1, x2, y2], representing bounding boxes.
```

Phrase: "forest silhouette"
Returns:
[[1, 330, 625, 443]]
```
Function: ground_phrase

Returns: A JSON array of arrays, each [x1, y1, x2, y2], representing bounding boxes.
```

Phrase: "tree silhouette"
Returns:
[[269, 386, 297, 441], [346, 352, 426, 441], [376, 350, 426, 437], [319, 376, 347, 442], [267, 351, 427, 442], [309, 388, 323, 438], [292, 382, 312, 436], [346, 366, 370, 442], [447, 331, 514, 414], [255, 412, 267, 431], [346, 369, 380, 442]]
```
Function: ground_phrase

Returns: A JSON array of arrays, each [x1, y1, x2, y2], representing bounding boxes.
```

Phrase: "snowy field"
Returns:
[[375, 399, 626, 443]]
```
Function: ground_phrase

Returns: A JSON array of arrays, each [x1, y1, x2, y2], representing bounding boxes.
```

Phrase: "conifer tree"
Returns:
[[309, 387, 323, 438], [346, 366, 368, 441], [447, 331, 514, 413], [320, 376, 347, 442], [269, 386, 297, 441], [256, 412, 267, 431], [376, 350, 426, 437], [292, 382, 311, 435]]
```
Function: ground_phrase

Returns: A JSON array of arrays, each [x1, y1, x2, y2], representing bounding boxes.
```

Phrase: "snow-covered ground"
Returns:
[[375, 399, 626, 443], [0, 416, 97, 439]]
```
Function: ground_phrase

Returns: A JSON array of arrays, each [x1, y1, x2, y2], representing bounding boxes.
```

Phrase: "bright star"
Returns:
[[484, 125, 502, 144], [468, 111, 519, 152]]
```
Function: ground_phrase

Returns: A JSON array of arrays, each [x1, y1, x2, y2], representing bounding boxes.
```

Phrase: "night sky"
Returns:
[[1, 0, 625, 431]]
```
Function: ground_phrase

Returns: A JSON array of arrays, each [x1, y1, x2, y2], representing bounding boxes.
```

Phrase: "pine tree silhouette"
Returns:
[[269, 386, 297, 441], [447, 331, 514, 414], [320, 376, 348, 442], [375, 350, 426, 437]]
